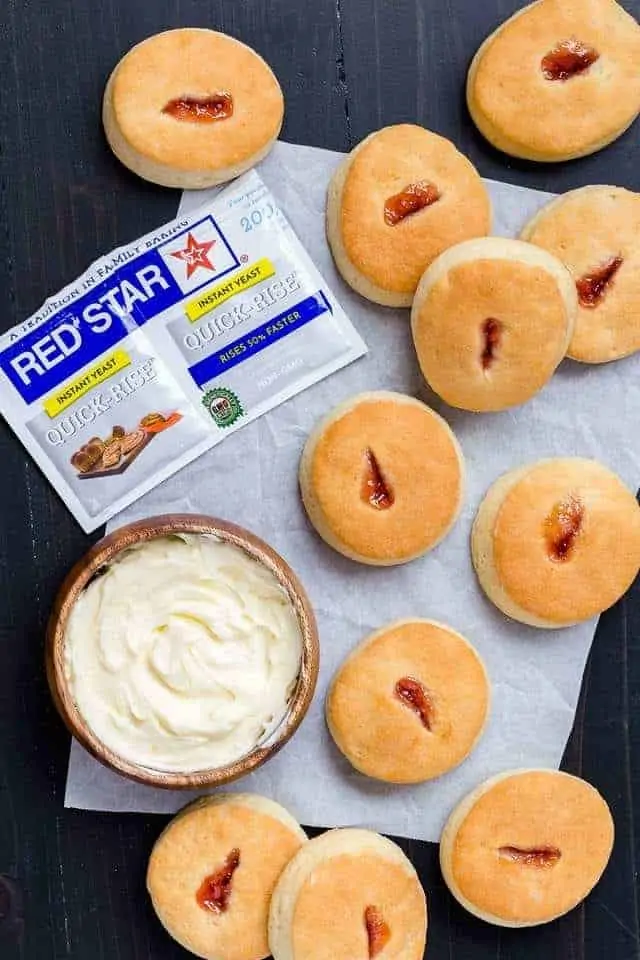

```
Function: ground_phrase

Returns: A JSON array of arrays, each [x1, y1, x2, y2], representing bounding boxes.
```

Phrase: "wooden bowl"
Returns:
[[46, 514, 319, 789]]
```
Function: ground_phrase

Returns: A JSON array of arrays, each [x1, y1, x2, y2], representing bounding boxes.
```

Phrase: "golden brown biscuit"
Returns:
[[140, 412, 166, 427], [119, 429, 146, 456], [147, 794, 306, 960], [326, 619, 490, 783], [84, 440, 105, 461], [411, 237, 577, 412], [521, 185, 640, 362], [326, 124, 491, 306], [71, 439, 104, 474], [467, 0, 640, 162], [100, 439, 122, 469], [70, 451, 92, 474], [299, 391, 465, 566], [103, 29, 284, 188], [269, 828, 427, 960], [471, 457, 640, 628], [440, 769, 614, 926]]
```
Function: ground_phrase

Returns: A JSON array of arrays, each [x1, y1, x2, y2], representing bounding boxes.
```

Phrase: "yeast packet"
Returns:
[[0, 170, 366, 531]]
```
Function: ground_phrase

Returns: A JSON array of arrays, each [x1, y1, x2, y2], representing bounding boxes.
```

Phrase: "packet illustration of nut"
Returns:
[[0, 170, 366, 531]]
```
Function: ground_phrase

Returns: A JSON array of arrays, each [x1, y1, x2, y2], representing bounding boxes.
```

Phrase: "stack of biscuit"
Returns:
[[96, 6, 640, 953], [298, 1, 640, 940]]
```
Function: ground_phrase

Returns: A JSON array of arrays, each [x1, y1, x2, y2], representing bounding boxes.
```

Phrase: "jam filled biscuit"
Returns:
[[268, 829, 427, 960], [467, 0, 640, 162], [472, 457, 640, 628], [440, 769, 614, 927], [411, 237, 577, 412], [299, 391, 465, 565], [147, 794, 306, 960], [521, 185, 640, 362], [103, 28, 284, 188], [326, 619, 490, 783], [326, 124, 491, 306]]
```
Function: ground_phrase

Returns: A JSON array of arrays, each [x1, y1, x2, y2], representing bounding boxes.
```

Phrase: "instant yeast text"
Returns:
[[0, 171, 366, 531]]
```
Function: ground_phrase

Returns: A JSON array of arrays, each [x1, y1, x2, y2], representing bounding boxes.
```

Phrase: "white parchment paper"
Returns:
[[65, 141, 640, 842]]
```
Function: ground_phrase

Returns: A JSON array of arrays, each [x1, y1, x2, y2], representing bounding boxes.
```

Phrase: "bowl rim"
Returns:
[[46, 513, 320, 789]]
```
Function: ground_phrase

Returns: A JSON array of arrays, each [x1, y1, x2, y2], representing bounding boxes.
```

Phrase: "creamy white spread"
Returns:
[[64, 534, 302, 772]]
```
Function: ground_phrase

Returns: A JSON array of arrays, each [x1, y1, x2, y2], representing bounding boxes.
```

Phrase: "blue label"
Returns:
[[1, 216, 240, 405], [187, 292, 332, 389]]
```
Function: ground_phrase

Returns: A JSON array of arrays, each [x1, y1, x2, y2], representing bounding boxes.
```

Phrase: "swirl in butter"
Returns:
[[64, 534, 303, 772]]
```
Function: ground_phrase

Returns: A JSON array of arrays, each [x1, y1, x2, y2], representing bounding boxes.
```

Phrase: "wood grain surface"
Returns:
[[1, 0, 639, 957]]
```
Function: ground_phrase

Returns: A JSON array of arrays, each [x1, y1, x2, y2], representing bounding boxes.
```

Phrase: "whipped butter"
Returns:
[[64, 534, 302, 772]]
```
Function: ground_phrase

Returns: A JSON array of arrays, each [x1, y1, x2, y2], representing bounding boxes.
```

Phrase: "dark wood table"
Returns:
[[2, 1, 640, 957]]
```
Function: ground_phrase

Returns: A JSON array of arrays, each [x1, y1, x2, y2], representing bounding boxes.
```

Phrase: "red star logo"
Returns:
[[171, 232, 216, 279]]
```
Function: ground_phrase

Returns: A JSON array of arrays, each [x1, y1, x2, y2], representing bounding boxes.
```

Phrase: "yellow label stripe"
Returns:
[[43, 349, 131, 417], [186, 257, 276, 323]]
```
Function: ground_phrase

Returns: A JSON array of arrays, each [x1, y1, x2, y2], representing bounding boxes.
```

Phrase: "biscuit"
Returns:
[[326, 619, 490, 783], [120, 429, 146, 456], [100, 439, 122, 469], [299, 391, 465, 566], [71, 439, 104, 474], [103, 28, 284, 188], [70, 451, 92, 474], [411, 237, 576, 412], [521, 185, 640, 362], [147, 794, 306, 960], [84, 440, 105, 461], [467, 0, 640, 162], [140, 412, 166, 427], [268, 828, 427, 960], [326, 124, 491, 306], [440, 769, 614, 927], [471, 457, 640, 628]]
